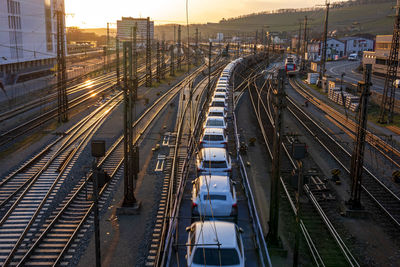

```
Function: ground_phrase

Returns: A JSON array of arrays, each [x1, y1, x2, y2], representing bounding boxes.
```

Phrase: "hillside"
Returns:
[[77, 2, 395, 41], [155, 2, 394, 40]]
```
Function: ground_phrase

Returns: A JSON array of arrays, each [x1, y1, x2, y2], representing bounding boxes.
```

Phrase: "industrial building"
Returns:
[[362, 35, 399, 77], [0, 0, 65, 86], [117, 17, 154, 44]]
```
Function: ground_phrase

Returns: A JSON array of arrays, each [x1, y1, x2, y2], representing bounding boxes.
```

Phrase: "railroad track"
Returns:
[[0, 93, 123, 266], [246, 64, 359, 266], [0, 58, 173, 147], [290, 78, 400, 169], [149, 61, 224, 266], [0, 63, 207, 267], [288, 78, 400, 229]]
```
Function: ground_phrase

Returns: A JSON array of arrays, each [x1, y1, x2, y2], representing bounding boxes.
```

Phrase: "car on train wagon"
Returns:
[[191, 175, 238, 219], [196, 147, 232, 174], [209, 98, 228, 111], [203, 116, 227, 130], [207, 106, 227, 118], [217, 80, 229, 86], [213, 91, 228, 100], [200, 128, 228, 148], [215, 87, 228, 93], [186, 221, 245, 267]]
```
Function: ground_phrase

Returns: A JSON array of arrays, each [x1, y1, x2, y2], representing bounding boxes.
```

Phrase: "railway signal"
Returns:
[[268, 69, 286, 246], [379, 0, 400, 124], [146, 17, 152, 87], [119, 41, 140, 213], [318, 1, 330, 88], [347, 64, 372, 210], [56, 3, 68, 123]]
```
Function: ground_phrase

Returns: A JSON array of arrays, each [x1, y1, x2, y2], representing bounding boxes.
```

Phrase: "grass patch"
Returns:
[[308, 83, 327, 96], [367, 102, 400, 128]]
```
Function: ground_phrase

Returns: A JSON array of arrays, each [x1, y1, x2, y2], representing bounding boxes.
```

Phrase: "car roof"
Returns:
[[206, 116, 225, 125], [203, 127, 224, 135], [209, 106, 225, 112], [214, 92, 227, 95], [198, 175, 230, 194], [211, 98, 226, 103], [200, 147, 227, 160], [193, 221, 237, 248]]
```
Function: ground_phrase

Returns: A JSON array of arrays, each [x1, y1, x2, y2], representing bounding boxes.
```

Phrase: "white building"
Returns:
[[326, 38, 346, 59], [0, 0, 64, 85], [306, 38, 346, 61], [341, 36, 374, 56], [117, 17, 154, 44], [216, 33, 224, 42]]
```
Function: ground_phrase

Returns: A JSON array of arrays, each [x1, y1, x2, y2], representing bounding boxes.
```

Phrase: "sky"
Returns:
[[65, 0, 342, 28]]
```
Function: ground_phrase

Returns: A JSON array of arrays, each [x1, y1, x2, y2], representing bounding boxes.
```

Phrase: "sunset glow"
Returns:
[[65, 0, 338, 28]]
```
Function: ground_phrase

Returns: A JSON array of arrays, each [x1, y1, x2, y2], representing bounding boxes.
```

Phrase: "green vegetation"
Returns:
[[154, 2, 393, 40], [367, 102, 400, 127]]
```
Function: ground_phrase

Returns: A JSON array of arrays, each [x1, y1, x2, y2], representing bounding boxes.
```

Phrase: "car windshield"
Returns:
[[203, 134, 224, 141], [207, 120, 224, 127], [203, 194, 227, 201], [193, 248, 240, 265], [211, 102, 225, 107], [214, 95, 225, 98], [204, 161, 227, 169], [209, 112, 224, 117], [216, 89, 226, 92]]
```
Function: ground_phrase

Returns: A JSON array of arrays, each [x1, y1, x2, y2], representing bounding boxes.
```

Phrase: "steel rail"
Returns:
[[16, 62, 198, 267], [287, 79, 400, 228]]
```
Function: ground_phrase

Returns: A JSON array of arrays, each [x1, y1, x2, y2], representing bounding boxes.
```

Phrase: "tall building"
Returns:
[[0, 0, 65, 85], [117, 17, 154, 44], [363, 35, 400, 77]]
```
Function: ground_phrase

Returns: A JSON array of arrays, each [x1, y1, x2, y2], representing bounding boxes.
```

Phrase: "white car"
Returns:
[[213, 92, 228, 100], [196, 147, 232, 174], [186, 221, 245, 267], [191, 175, 237, 218], [208, 106, 227, 118], [210, 98, 228, 111], [217, 81, 228, 87], [215, 88, 228, 93], [200, 128, 228, 148], [203, 116, 227, 130]]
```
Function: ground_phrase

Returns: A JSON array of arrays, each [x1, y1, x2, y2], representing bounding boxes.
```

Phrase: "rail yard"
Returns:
[[1, 0, 400, 267]]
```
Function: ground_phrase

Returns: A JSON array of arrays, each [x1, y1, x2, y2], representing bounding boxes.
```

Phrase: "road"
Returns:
[[325, 60, 400, 100]]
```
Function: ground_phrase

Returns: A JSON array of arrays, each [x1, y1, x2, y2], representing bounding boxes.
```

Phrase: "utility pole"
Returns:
[[347, 64, 372, 210], [319, 1, 330, 87], [161, 41, 166, 79], [266, 32, 270, 66], [177, 25, 182, 71], [146, 17, 152, 87], [170, 44, 175, 76], [116, 37, 120, 86], [301, 16, 308, 71], [379, 0, 400, 124], [156, 42, 161, 83], [56, 4, 68, 123], [254, 30, 258, 55], [187, 24, 190, 72], [107, 22, 110, 71], [122, 41, 137, 207], [297, 22, 302, 58], [268, 69, 286, 246], [208, 42, 212, 99], [195, 28, 199, 66], [132, 24, 138, 97]]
